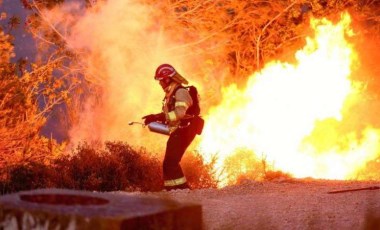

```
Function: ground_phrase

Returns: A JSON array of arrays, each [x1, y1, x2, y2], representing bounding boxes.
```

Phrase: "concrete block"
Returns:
[[0, 189, 202, 229]]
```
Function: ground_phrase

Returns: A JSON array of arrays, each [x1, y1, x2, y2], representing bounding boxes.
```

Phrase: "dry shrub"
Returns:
[[1, 161, 55, 194], [0, 141, 218, 194], [220, 150, 294, 184], [354, 156, 380, 180], [263, 170, 293, 182], [53, 141, 163, 192], [182, 150, 218, 189], [223, 150, 267, 185]]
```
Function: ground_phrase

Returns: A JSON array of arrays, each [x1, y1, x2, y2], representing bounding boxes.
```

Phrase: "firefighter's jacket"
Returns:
[[163, 82, 193, 133]]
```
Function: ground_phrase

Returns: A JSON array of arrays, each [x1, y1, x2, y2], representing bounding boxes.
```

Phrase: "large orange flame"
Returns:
[[199, 12, 380, 186]]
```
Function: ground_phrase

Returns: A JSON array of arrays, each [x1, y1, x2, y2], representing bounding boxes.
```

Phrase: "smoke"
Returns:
[[64, 0, 166, 149], [41, 0, 228, 152]]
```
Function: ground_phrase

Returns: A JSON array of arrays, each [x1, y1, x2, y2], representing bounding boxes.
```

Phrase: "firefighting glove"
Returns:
[[142, 113, 166, 125]]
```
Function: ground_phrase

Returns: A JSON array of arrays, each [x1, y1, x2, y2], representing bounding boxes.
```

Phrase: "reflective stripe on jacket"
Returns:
[[163, 86, 193, 132]]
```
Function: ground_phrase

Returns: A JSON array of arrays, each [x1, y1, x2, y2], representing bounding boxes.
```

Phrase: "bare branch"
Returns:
[[256, 0, 299, 69]]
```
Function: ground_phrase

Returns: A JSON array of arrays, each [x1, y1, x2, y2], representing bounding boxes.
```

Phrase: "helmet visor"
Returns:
[[154, 75, 165, 81]]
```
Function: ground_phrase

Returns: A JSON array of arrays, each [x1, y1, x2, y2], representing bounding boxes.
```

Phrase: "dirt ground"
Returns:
[[133, 179, 380, 230]]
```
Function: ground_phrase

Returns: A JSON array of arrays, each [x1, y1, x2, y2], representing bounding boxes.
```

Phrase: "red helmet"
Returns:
[[154, 64, 176, 81]]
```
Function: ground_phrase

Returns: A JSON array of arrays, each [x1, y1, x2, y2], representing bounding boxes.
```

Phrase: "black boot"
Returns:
[[176, 182, 190, 190], [164, 182, 190, 191]]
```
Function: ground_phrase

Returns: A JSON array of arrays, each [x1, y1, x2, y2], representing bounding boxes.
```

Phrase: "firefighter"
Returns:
[[142, 64, 200, 191]]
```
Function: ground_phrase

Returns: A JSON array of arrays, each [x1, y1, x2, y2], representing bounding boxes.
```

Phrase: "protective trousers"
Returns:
[[163, 124, 197, 190]]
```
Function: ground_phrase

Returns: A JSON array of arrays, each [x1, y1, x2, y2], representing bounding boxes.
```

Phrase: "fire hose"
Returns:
[[129, 121, 170, 135], [327, 186, 380, 194]]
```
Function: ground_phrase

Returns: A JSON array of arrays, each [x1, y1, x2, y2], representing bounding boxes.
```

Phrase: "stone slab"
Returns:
[[0, 189, 202, 229]]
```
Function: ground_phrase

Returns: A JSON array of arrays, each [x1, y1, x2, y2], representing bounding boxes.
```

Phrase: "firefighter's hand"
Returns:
[[142, 113, 165, 125], [142, 114, 156, 125]]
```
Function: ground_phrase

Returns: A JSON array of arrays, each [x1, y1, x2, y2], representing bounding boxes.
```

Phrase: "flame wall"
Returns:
[[199, 13, 380, 183]]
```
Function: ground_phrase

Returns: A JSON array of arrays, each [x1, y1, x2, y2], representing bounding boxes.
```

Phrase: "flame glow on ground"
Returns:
[[199, 13, 380, 186]]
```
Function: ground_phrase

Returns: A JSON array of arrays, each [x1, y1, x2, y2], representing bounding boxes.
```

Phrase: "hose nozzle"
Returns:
[[128, 121, 145, 126]]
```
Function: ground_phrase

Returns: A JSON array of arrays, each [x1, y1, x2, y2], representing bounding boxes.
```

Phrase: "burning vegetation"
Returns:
[[200, 12, 380, 186], [0, 0, 380, 192]]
